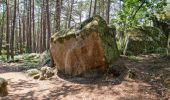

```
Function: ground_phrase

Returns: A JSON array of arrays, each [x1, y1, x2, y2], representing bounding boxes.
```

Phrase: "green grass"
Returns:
[[0, 54, 7, 61], [0, 53, 41, 69], [15, 53, 41, 69]]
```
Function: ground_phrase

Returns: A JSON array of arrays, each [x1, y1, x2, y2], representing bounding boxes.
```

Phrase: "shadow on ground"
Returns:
[[0, 54, 170, 100]]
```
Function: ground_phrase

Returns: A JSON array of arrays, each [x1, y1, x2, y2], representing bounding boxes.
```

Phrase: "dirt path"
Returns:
[[0, 54, 170, 100]]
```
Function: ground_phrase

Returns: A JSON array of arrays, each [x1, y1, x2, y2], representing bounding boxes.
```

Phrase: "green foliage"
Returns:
[[112, 0, 167, 31], [15, 53, 40, 69], [0, 54, 6, 61]]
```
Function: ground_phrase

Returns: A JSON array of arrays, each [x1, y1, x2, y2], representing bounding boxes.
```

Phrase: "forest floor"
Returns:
[[0, 54, 170, 100]]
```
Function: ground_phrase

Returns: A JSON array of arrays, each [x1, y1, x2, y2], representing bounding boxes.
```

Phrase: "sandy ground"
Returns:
[[0, 54, 170, 100]]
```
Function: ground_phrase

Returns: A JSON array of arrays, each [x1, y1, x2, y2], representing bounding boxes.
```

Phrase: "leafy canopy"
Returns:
[[112, 0, 167, 31]]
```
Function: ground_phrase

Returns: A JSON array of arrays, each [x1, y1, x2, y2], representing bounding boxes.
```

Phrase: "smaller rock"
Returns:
[[40, 66, 55, 78], [39, 76, 46, 80], [45, 68, 55, 78], [33, 74, 40, 79], [0, 77, 8, 97], [27, 69, 40, 76]]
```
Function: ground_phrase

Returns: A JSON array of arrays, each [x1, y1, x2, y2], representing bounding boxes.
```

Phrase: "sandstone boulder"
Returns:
[[50, 15, 119, 76], [0, 77, 8, 97], [125, 26, 167, 55]]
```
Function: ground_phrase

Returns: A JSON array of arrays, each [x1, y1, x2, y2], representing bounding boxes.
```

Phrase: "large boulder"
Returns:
[[125, 26, 167, 55], [50, 15, 119, 76], [0, 77, 8, 97]]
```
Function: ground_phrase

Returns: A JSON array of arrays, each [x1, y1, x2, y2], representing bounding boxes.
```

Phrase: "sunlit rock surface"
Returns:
[[50, 15, 119, 76]]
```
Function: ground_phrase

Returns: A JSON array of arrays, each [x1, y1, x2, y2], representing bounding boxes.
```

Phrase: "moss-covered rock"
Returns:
[[27, 69, 40, 76], [40, 66, 54, 78], [50, 15, 119, 76], [0, 77, 8, 97], [125, 26, 167, 55]]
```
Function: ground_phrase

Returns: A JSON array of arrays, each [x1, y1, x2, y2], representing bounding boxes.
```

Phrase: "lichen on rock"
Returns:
[[50, 15, 119, 76]]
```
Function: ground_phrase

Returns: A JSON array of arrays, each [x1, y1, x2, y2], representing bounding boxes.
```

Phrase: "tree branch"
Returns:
[[132, 1, 145, 19]]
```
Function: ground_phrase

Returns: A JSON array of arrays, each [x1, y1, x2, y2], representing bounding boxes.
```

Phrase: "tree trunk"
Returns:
[[101, 0, 105, 18], [0, 4, 5, 55], [37, 8, 40, 53], [68, 0, 74, 28], [32, 0, 36, 52], [40, 3, 43, 52], [22, 0, 27, 53], [41, 0, 47, 52], [89, 0, 92, 18], [29, 0, 32, 52], [93, 0, 97, 15], [26, 0, 32, 53], [17, 0, 22, 54], [46, 0, 51, 49], [10, 0, 17, 59], [6, 0, 10, 60], [106, 0, 110, 24], [55, 0, 61, 32], [26, 0, 29, 52]]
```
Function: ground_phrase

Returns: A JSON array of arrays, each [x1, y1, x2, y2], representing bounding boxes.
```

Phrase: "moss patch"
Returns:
[[80, 15, 119, 64], [126, 26, 167, 55]]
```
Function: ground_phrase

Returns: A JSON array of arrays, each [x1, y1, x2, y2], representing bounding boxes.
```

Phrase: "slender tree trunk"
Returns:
[[0, 4, 5, 55], [106, 0, 111, 24], [10, 0, 17, 59], [17, 0, 22, 54], [41, 0, 47, 52], [55, 0, 61, 32], [68, 0, 74, 28], [101, 0, 105, 18], [6, 0, 10, 60], [22, 0, 26, 53], [26, 0, 32, 53], [37, 9, 40, 53], [93, 0, 97, 15], [29, 0, 32, 52], [32, 0, 35, 52], [40, 3, 43, 52], [26, 0, 29, 52], [89, 0, 92, 18], [46, 0, 51, 49], [15, 23, 19, 53]]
